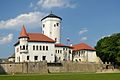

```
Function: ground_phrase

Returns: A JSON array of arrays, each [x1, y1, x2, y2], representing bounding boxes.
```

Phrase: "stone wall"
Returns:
[[0, 61, 48, 74], [48, 62, 98, 73], [0, 61, 100, 74]]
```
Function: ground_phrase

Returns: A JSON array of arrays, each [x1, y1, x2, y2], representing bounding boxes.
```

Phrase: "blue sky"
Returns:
[[0, 0, 120, 58]]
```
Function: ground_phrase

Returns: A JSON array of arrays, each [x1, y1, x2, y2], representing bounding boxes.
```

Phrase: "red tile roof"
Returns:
[[27, 33, 55, 43], [55, 43, 73, 48], [19, 25, 28, 38], [72, 43, 95, 51], [18, 26, 55, 43]]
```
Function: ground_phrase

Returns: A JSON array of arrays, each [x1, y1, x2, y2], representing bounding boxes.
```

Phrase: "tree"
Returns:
[[95, 33, 120, 65]]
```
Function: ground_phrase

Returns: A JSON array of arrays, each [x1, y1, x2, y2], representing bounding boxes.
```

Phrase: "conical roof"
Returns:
[[41, 13, 62, 21], [19, 25, 28, 38]]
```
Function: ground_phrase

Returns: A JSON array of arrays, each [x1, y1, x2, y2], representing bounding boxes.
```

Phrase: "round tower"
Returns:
[[41, 13, 62, 43], [19, 25, 29, 53]]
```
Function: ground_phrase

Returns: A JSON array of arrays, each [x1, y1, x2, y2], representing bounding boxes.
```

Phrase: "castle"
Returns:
[[14, 13, 98, 63]]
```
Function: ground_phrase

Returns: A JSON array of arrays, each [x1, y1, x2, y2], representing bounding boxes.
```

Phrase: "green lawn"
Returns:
[[0, 72, 120, 80]]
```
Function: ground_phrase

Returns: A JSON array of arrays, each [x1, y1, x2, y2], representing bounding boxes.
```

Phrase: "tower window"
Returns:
[[56, 23, 59, 26], [23, 45, 25, 50], [54, 24, 56, 27], [43, 24, 45, 28], [26, 45, 28, 50]]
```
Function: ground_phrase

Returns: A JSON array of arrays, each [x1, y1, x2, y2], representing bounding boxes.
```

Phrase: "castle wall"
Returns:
[[0, 61, 48, 74], [0, 61, 100, 74]]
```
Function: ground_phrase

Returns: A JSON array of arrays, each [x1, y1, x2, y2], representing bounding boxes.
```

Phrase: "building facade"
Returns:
[[72, 43, 97, 62], [14, 13, 98, 63]]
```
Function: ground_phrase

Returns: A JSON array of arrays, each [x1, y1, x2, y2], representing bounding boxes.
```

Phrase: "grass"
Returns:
[[0, 72, 120, 80]]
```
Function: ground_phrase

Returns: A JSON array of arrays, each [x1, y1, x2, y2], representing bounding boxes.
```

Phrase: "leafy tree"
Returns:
[[95, 33, 120, 65]]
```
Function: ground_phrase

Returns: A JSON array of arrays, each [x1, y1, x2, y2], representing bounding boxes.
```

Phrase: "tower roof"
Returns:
[[19, 25, 28, 38], [41, 13, 62, 21], [72, 43, 96, 51]]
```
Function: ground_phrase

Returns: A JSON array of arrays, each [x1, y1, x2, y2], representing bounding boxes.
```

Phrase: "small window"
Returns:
[[43, 46, 45, 50], [42, 56, 46, 60], [20, 46, 22, 50], [23, 45, 25, 50], [36, 46, 38, 50], [60, 50, 62, 53], [34, 56, 38, 60], [27, 56, 29, 60], [58, 50, 59, 53], [56, 23, 59, 26], [40, 46, 42, 50], [54, 24, 56, 27], [55, 50, 57, 53], [43, 24, 45, 28], [26, 45, 28, 50], [46, 46, 48, 50], [33, 45, 35, 50]]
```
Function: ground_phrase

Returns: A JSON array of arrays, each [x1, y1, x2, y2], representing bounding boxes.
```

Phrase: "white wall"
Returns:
[[73, 50, 97, 62], [15, 42, 55, 62], [55, 47, 72, 62]]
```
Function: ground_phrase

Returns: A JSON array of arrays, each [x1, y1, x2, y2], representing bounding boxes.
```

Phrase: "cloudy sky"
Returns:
[[0, 0, 120, 58]]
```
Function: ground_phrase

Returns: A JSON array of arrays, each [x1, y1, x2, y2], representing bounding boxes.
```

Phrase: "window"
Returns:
[[55, 50, 57, 53], [60, 50, 62, 53], [54, 24, 56, 27], [69, 50, 72, 54], [20, 46, 22, 50], [23, 45, 25, 50], [36, 46, 38, 50], [33, 45, 35, 50], [43, 24, 45, 28], [43, 46, 45, 50], [27, 56, 29, 60], [58, 50, 59, 53], [46, 46, 48, 50], [17, 48, 19, 52], [34, 56, 38, 60], [40, 46, 42, 50], [42, 56, 46, 60], [26, 45, 28, 50], [55, 38, 57, 42], [56, 23, 59, 26]]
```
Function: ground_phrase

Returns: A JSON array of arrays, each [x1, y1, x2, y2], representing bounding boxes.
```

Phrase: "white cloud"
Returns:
[[78, 28, 88, 35], [0, 11, 46, 29], [37, 0, 76, 9], [80, 37, 87, 41], [0, 34, 13, 44]]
